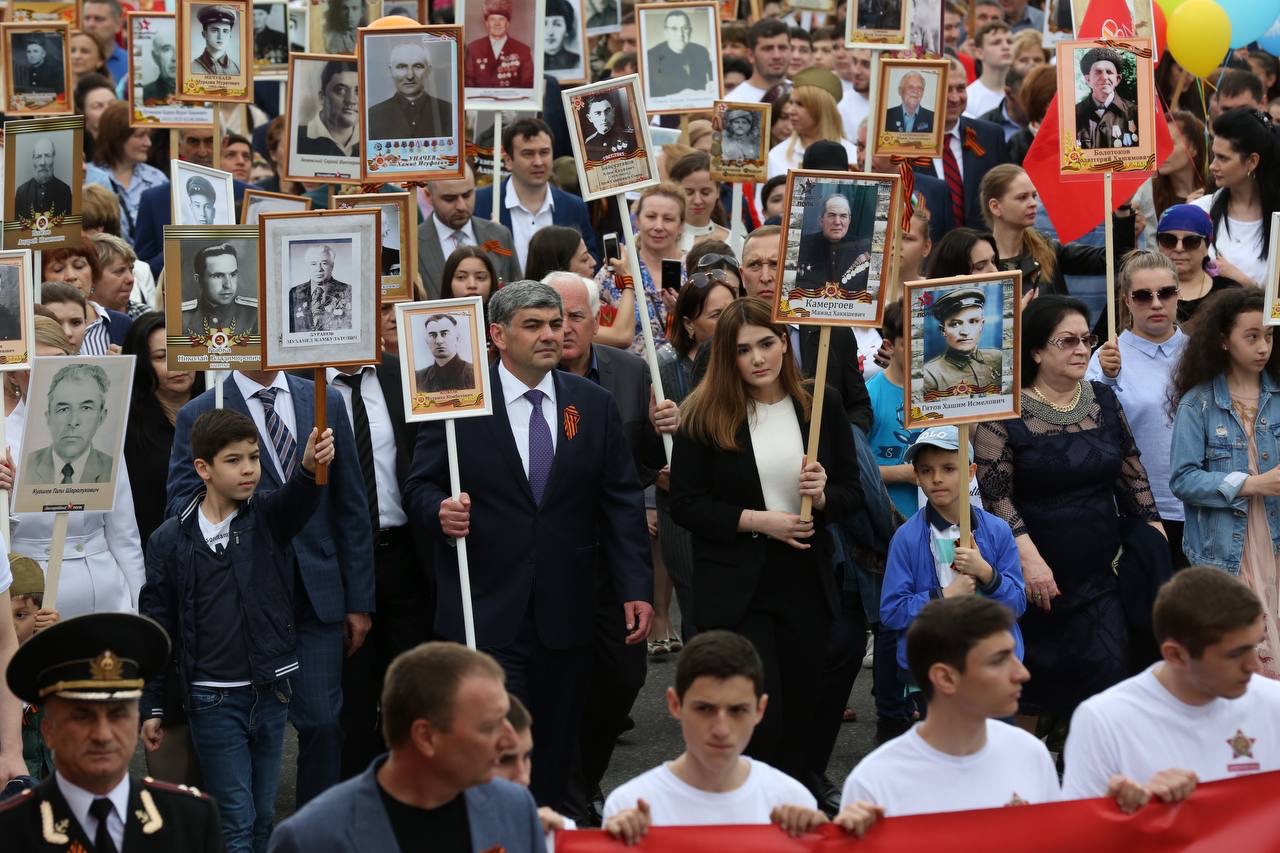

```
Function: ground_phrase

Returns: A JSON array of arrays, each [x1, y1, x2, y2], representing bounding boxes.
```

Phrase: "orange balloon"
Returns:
[[367, 14, 419, 28]]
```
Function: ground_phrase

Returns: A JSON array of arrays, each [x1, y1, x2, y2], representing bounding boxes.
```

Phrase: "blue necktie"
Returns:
[[255, 387, 296, 480], [524, 389, 553, 503]]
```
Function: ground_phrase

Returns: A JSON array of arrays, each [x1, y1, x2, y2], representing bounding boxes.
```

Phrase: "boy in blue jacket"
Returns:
[[880, 426, 1025, 713], [140, 409, 334, 853]]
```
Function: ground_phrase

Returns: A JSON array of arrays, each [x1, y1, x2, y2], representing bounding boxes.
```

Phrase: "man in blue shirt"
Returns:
[[83, 0, 128, 85]]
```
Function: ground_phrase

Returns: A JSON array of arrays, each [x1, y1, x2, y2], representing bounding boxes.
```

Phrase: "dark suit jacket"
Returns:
[[14, 176, 72, 220], [402, 363, 652, 649], [165, 374, 375, 623], [800, 326, 872, 433], [474, 178, 600, 262], [911, 171, 954, 247], [667, 387, 862, 627], [592, 345, 664, 487], [135, 178, 253, 277], [884, 104, 935, 134], [28, 446, 113, 484], [416, 213, 522, 299], [913, 116, 1010, 229], [367, 93, 452, 141]]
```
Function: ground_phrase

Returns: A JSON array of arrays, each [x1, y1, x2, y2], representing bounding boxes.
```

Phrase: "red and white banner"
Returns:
[[559, 771, 1280, 853]]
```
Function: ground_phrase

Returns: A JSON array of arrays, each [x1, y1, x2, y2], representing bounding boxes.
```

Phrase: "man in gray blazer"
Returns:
[[268, 643, 546, 853], [419, 165, 521, 299], [27, 363, 115, 485]]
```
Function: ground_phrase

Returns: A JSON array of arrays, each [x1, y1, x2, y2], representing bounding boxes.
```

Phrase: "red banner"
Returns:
[[558, 771, 1280, 852]]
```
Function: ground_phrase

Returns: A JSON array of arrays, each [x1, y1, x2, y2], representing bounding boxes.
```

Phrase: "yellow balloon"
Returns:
[[368, 14, 420, 29], [1167, 0, 1232, 78]]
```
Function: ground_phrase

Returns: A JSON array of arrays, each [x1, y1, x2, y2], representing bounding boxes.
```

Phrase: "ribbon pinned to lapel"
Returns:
[[482, 239, 514, 257], [963, 126, 986, 157], [563, 405, 581, 440]]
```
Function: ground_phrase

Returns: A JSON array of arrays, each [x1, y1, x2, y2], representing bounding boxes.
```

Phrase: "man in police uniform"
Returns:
[[185, 175, 219, 225], [182, 242, 257, 337], [795, 194, 872, 292], [142, 29, 178, 104], [0, 612, 225, 851], [921, 287, 1004, 397], [288, 244, 353, 332], [251, 4, 289, 65], [367, 41, 453, 140], [191, 5, 241, 76], [582, 94, 635, 161], [414, 313, 475, 392], [1074, 47, 1139, 149], [645, 9, 713, 98], [464, 0, 534, 89]]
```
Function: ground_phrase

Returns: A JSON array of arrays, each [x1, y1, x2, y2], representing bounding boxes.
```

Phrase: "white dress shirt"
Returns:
[[327, 366, 408, 529], [232, 372, 296, 480], [932, 126, 964, 182], [51, 448, 90, 483], [838, 89, 870, 144], [57, 771, 128, 852], [504, 179, 555, 272], [499, 361, 557, 478], [432, 213, 479, 255]]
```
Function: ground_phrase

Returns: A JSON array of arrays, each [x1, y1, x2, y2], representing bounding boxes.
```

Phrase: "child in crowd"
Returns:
[[865, 301, 919, 520], [493, 695, 575, 851], [879, 426, 1026, 715], [139, 410, 334, 853], [9, 553, 58, 779], [601, 630, 880, 844]]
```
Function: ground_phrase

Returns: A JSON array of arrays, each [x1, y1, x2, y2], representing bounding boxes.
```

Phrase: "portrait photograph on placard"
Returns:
[[250, 0, 298, 77], [171, 160, 234, 225], [563, 75, 659, 202], [905, 0, 941, 56], [1265, 212, 1280, 324], [460, 0, 543, 110], [3, 115, 83, 250], [636, 2, 721, 114], [359, 26, 465, 183], [332, 192, 414, 302], [875, 58, 947, 158], [13, 354, 136, 514], [129, 12, 217, 127], [543, 0, 588, 86], [258, 208, 381, 370], [847, 0, 911, 50], [3, 22, 71, 116], [285, 53, 360, 183], [308, 0, 380, 55], [396, 297, 492, 421], [176, 0, 252, 102], [1057, 37, 1155, 177], [710, 101, 769, 183], [1044, 0, 1074, 42], [775, 169, 900, 327], [382, 0, 428, 21], [241, 188, 312, 224], [0, 250, 37, 370], [4, 2, 77, 26], [163, 225, 261, 370], [585, 0, 622, 35], [903, 270, 1021, 428]]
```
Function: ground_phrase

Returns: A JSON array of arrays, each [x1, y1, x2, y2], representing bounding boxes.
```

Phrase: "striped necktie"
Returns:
[[942, 139, 965, 227], [254, 387, 297, 480]]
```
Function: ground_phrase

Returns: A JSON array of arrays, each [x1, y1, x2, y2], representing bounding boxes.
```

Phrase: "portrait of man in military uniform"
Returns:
[[252, 2, 290, 65], [585, 0, 621, 32], [544, 0, 583, 81], [184, 174, 220, 225], [415, 313, 476, 391], [142, 28, 179, 104], [1073, 47, 1139, 150], [642, 8, 715, 100], [288, 243, 354, 332], [14, 137, 73, 222], [11, 33, 65, 95], [182, 242, 258, 337], [464, 0, 535, 90], [795, 194, 872, 292], [719, 109, 761, 161], [191, 4, 241, 76], [921, 286, 1004, 398], [297, 59, 359, 157], [367, 40, 454, 140], [581, 93, 636, 162]]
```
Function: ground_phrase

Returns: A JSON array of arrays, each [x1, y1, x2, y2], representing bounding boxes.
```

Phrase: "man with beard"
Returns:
[[142, 28, 178, 103], [368, 40, 452, 139], [582, 94, 635, 161], [465, 0, 534, 89], [921, 287, 1003, 398], [191, 5, 241, 76], [795, 194, 872, 292], [252, 3, 290, 64], [543, 0, 581, 76], [298, 59, 359, 157], [415, 313, 475, 391], [182, 242, 258, 337], [1074, 47, 1139, 149], [645, 9, 713, 98], [289, 244, 353, 332], [418, 165, 521, 298], [14, 137, 72, 221]]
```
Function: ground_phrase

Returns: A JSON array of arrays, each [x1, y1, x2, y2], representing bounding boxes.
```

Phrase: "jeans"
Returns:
[[186, 681, 292, 853]]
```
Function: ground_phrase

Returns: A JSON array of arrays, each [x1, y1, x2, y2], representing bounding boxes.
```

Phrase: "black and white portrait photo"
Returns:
[[241, 188, 311, 225], [309, 0, 376, 55], [178, 0, 252, 101], [581, 89, 637, 162], [3, 115, 83, 249], [129, 12, 216, 127], [847, 0, 909, 48], [251, 0, 294, 75], [637, 2, 721, 113], [163, 226, 261, 369], [170, 161, 234, 225], [585, 0, 622, 35], [396, 297, 492, 421], [711, 100, 769, 183], [414, 312, 476, 392], [286, 54, 360, 181], [461, 0, 543, 108], [287, 240, 354, 334], [564, 76, 659, 201], [359, 27, 464, 182], [4, 23, 71, 115], [14, 355, 136, 513], [1057, 38, 1155, 176], [183, 241, 258, 337], [333, 192, 414, 301], [0, 251, 35, 369], [141, 17, 179, 104], [14, 135, 73, 222], [189, 3, 241, 75], [544, 0, 587, 84]]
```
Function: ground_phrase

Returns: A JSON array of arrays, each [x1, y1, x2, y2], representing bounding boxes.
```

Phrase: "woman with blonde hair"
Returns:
[[766, 84, 856, 178]]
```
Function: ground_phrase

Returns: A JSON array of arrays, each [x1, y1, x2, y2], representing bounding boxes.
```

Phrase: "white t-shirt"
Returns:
[[726, 80, 770, 103], [603, 758, 816, 825], [749, 397, 804, 515], [963, 80, 1005, 119], [841, 722, 1061, 815], [1062, 664, 1280, 798], [767, 137, 859, 179], [839, 89, 870, 145], [1193, 191, 1268, 284]]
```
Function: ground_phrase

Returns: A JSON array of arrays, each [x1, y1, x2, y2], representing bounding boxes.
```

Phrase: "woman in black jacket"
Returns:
[[668, 297, 862, 787]]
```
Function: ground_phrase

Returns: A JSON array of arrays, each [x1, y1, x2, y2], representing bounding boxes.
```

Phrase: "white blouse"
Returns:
[[749, 396, 804, 515]]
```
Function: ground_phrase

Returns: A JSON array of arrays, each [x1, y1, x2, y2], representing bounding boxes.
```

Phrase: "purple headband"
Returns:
[[1156, 204, 1213, 239]]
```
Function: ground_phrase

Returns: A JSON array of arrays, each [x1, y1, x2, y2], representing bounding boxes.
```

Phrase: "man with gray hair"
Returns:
[[142, 27, 178, 104], [884, 70, 934, 134], [15, 137, 72, 222], [28, 364, 113, 484], [795, 193, 873, 292], [404, 279, 654, 812], [289, 243, 353, 332]]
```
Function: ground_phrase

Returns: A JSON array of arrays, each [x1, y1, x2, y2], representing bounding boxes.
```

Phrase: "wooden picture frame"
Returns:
[[396, 297, 493, 422], [635, 1, 722, 115], [2, 21, 72, 116], [332, 191, 415, 302], [1056, 37, 1156, 178], [846, 0, 912, 50], [176, 0, 253, 103], [308, 0, 381, 54], [250, 0, 300, 78], [543, 0, 589, 87], [163, 224, 262, 371], [241, 188, 313, 224], [129, 12, 217, 128], [562, 74, 660, 202], [284, 52, 361, 184], [170, 160, 235, 225], [3, 115, 83, 250], [873, 58, 948, 159], [1264, 212, 1280, 326], [774, 168, 901, 328], [902, 269, 1023, 428], [0, 249, 37, 372], [710, 100, 769, 184], [3, 2, 77, 27]]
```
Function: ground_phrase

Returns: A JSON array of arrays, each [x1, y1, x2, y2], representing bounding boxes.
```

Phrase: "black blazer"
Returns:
[[913, 115, 1010, 229], [373, 354, 418, 489], [594, 344, 664, 486], [799, 326, 873, 433], [668, 387, 862, 628], [402, 363, 652, 649]]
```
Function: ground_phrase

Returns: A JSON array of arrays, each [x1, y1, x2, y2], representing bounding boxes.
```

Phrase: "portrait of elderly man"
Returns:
[[298, 59, 359, 157], [645, 9, 713, 98], [14, 137, 73, 221], [795, 192, 872, 291], [415, 313, 476, 392], [719, 109, 761, 160], [323, 0, 365, 54], [368, 39, 453, 140], [182, 242, 258, 336], [13, 34, 65, 94], [921, 286, 1003, 396], [142, 28, 178, 103], [252, 3, 289, 63], [289, 243, 354, 332], [583, 93, 636, 161], [1074, 47, 1139, 149], [184, 174, 219, 225], [543, 0, 581, 73], [885, 70, 934, 133], [28, 363, 114, 485], [191, 4, 241, 76], [465, 0, 534, 89]]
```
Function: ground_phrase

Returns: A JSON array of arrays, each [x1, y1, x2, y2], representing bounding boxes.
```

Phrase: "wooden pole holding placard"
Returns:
[[214, 369, 225, 408], [618, 207, 673, 461], [957, 423, 972, 548], [313, 367, 329, 485], [491, 112, 503, 223], [798, 326, 832, 522], [864, 52, 882, 173], [39, 512, 70, 610], [445, 418, 477, 649], [0, 412, 9, 549], [729, 188, 744, 255], [1103, 171, 1116, 340]]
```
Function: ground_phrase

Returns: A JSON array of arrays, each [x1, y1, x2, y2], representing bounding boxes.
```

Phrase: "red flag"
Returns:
[[1024, 0, 1173, 243]]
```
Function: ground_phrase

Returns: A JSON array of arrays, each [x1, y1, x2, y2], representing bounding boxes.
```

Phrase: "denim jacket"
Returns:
[[1170, 372, 1280, 573]]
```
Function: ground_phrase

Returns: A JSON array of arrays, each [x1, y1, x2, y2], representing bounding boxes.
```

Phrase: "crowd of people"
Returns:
[[1, 0, 1280, 850]]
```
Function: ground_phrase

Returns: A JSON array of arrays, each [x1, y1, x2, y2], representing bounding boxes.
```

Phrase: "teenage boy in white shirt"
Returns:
[[603, 630, 881, 844], [1064, 567, 1280, 798]]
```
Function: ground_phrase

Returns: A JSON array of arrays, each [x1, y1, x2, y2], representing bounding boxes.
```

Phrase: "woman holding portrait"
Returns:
[[597, 184, 684, 355]]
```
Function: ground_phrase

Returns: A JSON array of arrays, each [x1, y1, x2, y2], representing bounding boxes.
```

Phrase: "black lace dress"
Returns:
[[974, 380, 1160, 717]]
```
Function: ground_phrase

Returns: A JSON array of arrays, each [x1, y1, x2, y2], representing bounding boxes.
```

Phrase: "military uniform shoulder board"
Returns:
[[143, 776, 209, 799], [234, 295, 258, 308], [0, 787, 33, 812], [181, 299, 198, 310]]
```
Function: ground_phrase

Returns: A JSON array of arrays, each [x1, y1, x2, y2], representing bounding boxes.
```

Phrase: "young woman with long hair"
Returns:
[[1151, 111, 1208, 218], [668, 151, 730, 251], [766, 84, 856, 178]]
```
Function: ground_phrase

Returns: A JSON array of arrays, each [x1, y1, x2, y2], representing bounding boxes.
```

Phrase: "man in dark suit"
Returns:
[[166, 370, 375, 807], [288, 244, 353, 333], [645, 9, 713, 98], [14, 137, 72, 222], [27, 363, 114, 485], [403, 280, 653, 811], [883, 70, 934, 134], [419, 165, 521, 298], [367, 41, 452, 140]]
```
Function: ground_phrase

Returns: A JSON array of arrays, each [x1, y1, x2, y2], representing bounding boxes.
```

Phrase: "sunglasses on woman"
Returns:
[[1129, 285, 1179, 304], [1046, 333, 1099, 351], [694, 252, 741, 274], [687, 269, 735, 290], [1156, 233, 1205, 251]]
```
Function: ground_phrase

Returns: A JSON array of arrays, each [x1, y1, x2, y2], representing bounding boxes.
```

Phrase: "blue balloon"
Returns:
[[1220, 0, 1280, 48], [1261, 14, 1280, 53]]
